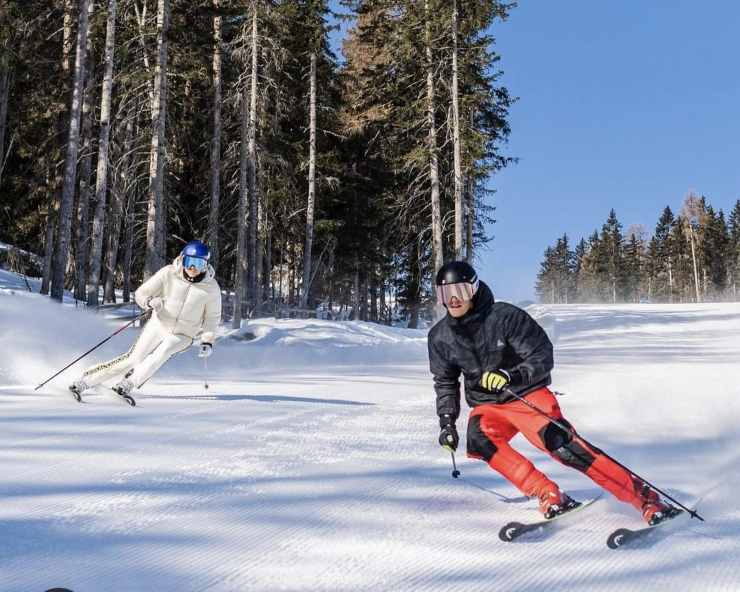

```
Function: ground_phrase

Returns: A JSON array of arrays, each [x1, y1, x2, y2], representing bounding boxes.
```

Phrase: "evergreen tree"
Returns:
[[649, 206, 675, 303], [727, 200, 740, 299]]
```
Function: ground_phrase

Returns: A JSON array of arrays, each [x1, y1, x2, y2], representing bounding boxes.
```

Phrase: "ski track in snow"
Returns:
[[1, 286, 740, 591]]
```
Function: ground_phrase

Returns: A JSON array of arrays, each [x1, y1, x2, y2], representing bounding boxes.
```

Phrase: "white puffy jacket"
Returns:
[[135, 257, 222, 344]]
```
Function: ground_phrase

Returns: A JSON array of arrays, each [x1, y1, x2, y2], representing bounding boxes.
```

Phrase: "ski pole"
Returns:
[[203, 356, 209, 391], [503, 387, 704, 521], [445, 447, 460, 478], [34, 311, 150, 391]]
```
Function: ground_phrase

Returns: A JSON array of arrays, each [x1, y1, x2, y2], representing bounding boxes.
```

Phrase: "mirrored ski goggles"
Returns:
[[436, 279, 479, 304], [183, 255, 208, 272]]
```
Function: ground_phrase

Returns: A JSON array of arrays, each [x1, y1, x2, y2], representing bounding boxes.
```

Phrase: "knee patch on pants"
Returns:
[[466, 415, 498, 462], [540, 420, 596, 473]]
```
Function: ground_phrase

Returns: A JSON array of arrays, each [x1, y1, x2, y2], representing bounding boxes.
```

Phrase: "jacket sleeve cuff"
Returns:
[[505, 368, 524, 387], [439, 413, 457, 428]]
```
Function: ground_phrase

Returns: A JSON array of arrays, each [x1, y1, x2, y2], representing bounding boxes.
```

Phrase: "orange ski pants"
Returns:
[[466, 387, 649, 511]]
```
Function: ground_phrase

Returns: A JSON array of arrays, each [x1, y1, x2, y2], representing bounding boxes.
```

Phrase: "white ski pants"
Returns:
[[81, 316, 193, 389]]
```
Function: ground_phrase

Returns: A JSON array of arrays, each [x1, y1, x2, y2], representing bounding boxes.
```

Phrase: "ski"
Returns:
[[67, 385, 83, 403], [606, 507, 685, 549], [111, 387, 136, 407], [498, 493, 602, 542]]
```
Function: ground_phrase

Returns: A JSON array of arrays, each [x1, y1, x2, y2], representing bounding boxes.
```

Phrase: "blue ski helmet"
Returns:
[[181, 240, 211, 260]]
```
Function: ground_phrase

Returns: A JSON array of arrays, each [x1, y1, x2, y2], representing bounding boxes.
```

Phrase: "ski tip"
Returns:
[[499, 521, 525, 542], [607, 528, 631, 549]]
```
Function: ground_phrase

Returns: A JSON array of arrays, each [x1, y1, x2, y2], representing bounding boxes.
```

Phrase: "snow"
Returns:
[[1, 276, 740, 591]]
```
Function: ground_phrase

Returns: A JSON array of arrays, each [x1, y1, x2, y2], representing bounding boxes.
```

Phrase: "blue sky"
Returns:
[[329, 1, 740, 303], [480, 1, 740, 302]]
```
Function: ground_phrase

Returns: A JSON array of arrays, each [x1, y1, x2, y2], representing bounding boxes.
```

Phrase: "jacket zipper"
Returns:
[[174, 283, 192, 327]]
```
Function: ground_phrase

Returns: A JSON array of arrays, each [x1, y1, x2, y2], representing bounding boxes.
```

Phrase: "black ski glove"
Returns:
[[438, 414, 459, 451]]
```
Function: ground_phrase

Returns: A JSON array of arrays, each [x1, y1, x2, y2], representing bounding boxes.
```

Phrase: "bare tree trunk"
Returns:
[[247, 3, 259, 310], [74, 2, 97, 301], [232, 71, 250, 329], [352, 267, 360, 320], [688, 225, 701, 302], [379, 279, 387, 324], [408, 241, 421, 329], [360, 272, 368, 321], [0, 65, 9, 178], [300, 51, 317, 308], [122, 186, 136, 303], [42, 0, 75, 296], [83, 0, 117, 304], [255, 191, 264, 312], [104, 103, 133, 302], [265, 223, 272, 301], [51, 0, 92, 301], [465, 175, 474, 262], [450, 0, 463, 258], [41, 191, 56, 295], [424, 0, 443, 276], [370, 273, 378, 322], [207, 1, 223, 268], [144, 0, 169, 278]]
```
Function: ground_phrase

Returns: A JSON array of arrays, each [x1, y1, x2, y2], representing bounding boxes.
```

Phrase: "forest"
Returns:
[[536, 193, 740, 304], [0, 0, 515, 327]]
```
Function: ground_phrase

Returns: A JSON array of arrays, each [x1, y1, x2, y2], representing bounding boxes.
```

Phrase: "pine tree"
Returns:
[[727, 200, 740, 299], [649, 206, 675, 303]]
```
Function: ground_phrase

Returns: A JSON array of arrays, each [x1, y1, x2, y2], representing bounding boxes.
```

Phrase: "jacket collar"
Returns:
[[172, 256, 216, 284], [447, 281, 495, 333]]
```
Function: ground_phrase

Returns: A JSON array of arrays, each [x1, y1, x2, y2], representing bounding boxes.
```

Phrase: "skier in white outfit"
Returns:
[[69, 240, 222, 399]]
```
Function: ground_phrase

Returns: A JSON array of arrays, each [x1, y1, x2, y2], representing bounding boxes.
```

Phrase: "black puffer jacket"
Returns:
[[428, 281, 553, 421]]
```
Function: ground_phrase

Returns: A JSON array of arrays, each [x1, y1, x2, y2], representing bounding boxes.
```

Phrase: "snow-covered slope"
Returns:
[[1, 283, 739, 591]]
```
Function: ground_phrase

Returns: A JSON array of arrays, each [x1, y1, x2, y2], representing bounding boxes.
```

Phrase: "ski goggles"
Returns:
[[183, 255, 208, 272], [436, 279, 479, 304]]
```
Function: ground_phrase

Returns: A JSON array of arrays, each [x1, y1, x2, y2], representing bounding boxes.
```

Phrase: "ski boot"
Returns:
[[112, 378, 136, 407], [68, 380, 88, 403], [642, 500, 682, 525], [539, 487, 580, 519], [639, 485, 681, 525]]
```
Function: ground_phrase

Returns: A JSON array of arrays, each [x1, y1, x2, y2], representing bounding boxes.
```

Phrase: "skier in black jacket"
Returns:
[[428, 261, 676, 524]]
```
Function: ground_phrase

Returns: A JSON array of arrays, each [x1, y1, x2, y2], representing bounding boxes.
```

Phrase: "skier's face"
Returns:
[[184, 264, 202, 278], [447, 296, 472, 318]]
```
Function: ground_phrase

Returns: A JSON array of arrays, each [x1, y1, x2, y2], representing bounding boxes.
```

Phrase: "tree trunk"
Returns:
[[51, 0, 92, 301], [41, 191, 56, 295], [207, 0, 223, 268], [232, 60, 250, 329], [424, 0, 443, 277], [688, 225, 701, 302], [74, 1, 97, 301], [379, 279, 387, 324], [266, 224, 272, 301], [465, 174, 474, 262], [408, 242, 421, 329], [247, 3, 259, 310], [122, 186, 136, 303], [300, 51, 317, 308], [352, 267, 360, 320], [144, 0, 169, 278], [104, 102, 133, 303], [450, 0, 463, 258], [42, 0, 75, 296], [83, 0, 117, 305], [370, 273, 378, 322], [103, 182, 124, 303], [0, 64, 9, 179]]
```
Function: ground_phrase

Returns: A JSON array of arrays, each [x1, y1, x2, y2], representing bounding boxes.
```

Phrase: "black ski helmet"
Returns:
[[435, 260, 478, 287]]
